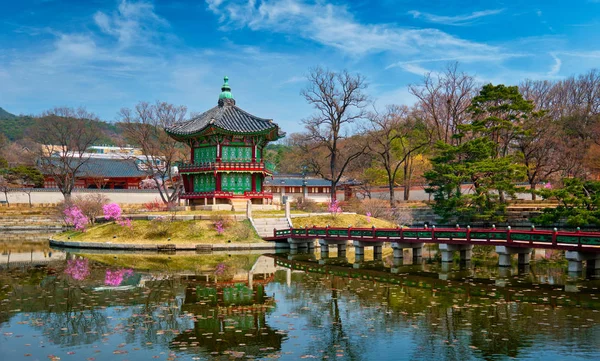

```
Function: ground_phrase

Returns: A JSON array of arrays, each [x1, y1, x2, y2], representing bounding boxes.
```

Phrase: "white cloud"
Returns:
[[206, 0, 500, 57], [53, 34, 97, 59], [407, 9, 504, 25], [386, 53, 526, 71], [93, 0, 167, 48], [397, 63, 432, 77], [548, 53, 562, 76]]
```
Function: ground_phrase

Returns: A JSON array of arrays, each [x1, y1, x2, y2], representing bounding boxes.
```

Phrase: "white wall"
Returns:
[[3, 190, 163, 205]]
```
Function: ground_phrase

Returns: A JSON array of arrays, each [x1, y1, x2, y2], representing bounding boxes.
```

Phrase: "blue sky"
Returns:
[[1, 0, 599, 133]]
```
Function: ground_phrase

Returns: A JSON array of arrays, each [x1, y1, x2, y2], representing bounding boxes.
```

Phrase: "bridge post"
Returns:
[[392, 243, 424, 260], [288, 237, 311, 255], [338, 243, 347, 257], [318, 239, 329, 256], [353, 240, 364, 256], [373, 244, 383, 260], [307, 240, 315, 253], [495, 246, 533, 267], [565, 251, 600, 274], [439, 244, 473, 262]]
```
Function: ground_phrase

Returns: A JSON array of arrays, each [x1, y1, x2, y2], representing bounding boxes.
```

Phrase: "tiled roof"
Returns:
[[78, 158, 147, 178], [166, 104, 284, 137], [44, 158, 147, 178]]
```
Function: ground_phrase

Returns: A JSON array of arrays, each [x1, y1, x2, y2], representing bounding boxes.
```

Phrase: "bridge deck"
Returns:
[[265, 226, 600, 252]]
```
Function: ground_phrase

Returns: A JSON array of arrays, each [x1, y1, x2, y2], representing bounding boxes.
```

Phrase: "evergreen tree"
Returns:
[[426, 84, 528, 224]]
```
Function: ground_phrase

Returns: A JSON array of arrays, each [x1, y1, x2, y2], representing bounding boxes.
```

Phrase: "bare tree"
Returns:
[[409, 63, 477, 145], [31, 107, 101, 201], [366, 105, 431, 206], [300, 67, 369, 200], [528, 69, 600, 178], [514, 114, 562, 199], [118, 101, 189, 205]]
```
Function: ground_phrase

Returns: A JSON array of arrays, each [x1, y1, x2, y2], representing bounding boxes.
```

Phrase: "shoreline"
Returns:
[[49, 238, 289, 251]]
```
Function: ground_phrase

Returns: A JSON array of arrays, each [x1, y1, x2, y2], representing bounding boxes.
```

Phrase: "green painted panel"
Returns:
[[375, 230, 401, 237], [222, 146, 252, 162], [511, 233, 531, 241], [556, 235, 579, 244], [581, 237, 600, 245], [435, 231, 466, 238], [221, 173, 251, 194], [194, 146, 216, 163], [530, 234, 553, 242], [193, 174, 216, 192], [470, 232, 489, 239], [489, 232, 505, 240], [350, 230, 373, 237], [329, 229, 347, 236]]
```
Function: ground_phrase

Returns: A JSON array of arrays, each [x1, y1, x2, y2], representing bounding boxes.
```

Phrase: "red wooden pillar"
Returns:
[[251, 174, 256, 192], [190, 147, 195, 164], [216, 173, 222, 192]]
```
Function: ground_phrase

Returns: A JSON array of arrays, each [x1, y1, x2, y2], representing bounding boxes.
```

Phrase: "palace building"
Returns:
[[166, 77, 284, 210]]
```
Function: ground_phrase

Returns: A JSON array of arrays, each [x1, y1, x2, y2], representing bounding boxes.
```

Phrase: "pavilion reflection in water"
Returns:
[[171, 274, 285, 356]]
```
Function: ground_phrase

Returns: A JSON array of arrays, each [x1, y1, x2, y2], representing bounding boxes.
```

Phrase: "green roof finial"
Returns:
[[219, 76, 234, 101]]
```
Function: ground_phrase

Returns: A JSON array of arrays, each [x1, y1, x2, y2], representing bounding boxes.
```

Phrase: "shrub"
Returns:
[[187, 222, 205, 238], [209, 211, 235, 228], [103, 203, 122, 221], [215, 221, 224, 235], [143, 198, 166, 212], [56, 194, 109, 225], [292, 198, 323, 212], [145, 216, 170, 238], [230, 220, 255, 241], [361, 199, 391, 219], [64, 205, 89, 232], [339, 197, 365, 213], [328, 199, 342, 218]]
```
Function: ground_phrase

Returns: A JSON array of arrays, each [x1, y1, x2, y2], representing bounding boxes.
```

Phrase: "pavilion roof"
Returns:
[[165, 76, 285, 141]]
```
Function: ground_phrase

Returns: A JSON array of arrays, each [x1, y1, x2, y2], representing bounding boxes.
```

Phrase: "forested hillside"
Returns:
[[0, 107, 122, 145]]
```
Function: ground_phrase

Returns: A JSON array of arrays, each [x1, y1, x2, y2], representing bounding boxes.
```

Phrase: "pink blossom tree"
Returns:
[[64, 206, 89, 232]]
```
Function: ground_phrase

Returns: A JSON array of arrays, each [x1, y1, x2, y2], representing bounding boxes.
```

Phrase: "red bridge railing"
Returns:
[[270, 226, 600, 252]]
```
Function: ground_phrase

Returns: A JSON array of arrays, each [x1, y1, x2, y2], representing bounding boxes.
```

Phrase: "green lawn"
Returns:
[[292, 214, 397, 228], [54, 219, 263, 244]]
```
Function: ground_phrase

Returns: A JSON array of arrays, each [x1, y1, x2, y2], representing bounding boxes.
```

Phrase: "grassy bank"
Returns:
[[54, 219, 263, 244], [292, 214, 397, 228]]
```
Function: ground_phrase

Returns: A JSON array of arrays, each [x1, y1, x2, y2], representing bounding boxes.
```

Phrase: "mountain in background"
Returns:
[[0, 107, 17, 120], [0, 106, 123, 145]]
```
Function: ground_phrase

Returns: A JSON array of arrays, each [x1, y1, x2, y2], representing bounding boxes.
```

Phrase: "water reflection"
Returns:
[[0, 250, 598, 360]]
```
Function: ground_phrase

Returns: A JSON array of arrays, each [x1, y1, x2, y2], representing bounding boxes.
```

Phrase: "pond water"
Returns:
[[1, 245, 599, 361]]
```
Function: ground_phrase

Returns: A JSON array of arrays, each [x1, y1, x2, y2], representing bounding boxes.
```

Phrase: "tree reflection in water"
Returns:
[[270, 258, 600, 361], [1, 253, 599, 361]]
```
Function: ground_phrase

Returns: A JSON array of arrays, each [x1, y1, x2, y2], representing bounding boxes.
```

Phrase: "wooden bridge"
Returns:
[[265, 226, 600, 273]]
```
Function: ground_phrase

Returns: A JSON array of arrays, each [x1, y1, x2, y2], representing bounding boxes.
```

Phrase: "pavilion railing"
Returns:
[[178, 161, 275, 173]]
